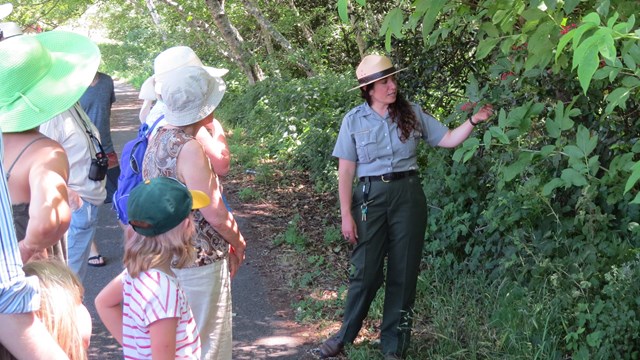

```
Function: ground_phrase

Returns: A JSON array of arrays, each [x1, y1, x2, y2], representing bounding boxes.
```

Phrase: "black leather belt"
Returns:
[[359, 170, 418, 183]]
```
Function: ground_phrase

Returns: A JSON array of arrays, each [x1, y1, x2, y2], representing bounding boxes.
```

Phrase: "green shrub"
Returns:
[[217, 73, 361, 188]]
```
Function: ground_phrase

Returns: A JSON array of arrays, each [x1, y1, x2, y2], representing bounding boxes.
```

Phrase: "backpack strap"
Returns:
[[145, 114, 165, 137], [6, 136, 48, 181]]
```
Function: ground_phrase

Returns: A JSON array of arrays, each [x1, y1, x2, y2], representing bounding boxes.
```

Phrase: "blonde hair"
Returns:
[[21, 260, 87, 360], [124, 216, 196, 278]]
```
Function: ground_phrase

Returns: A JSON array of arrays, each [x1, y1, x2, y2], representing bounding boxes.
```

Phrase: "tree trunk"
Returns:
[[263, 27, 274, 55], [204, 0, 264, 84], [289, 0, 314, 49], [160, 0, 233, 62], [144, 0, 167, 42], [349, 4, 366, 58], [241, 0, 314, 77]]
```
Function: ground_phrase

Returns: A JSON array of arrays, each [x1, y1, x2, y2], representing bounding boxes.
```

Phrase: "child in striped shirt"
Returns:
[[96, 177, 210, 359]]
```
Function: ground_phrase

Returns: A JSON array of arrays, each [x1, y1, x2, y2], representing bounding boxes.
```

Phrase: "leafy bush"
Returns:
[[375, 1, 640, 357], [218, 73, 361, 188]]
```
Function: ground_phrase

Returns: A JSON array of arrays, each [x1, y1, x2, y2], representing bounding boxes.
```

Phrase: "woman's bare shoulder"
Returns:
[[28, 137, 69, 177]]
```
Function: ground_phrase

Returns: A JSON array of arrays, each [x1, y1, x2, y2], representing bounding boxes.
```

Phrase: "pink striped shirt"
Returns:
[[122, 269, 201, 359]]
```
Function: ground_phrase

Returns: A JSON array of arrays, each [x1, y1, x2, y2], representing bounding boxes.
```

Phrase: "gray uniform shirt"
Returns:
[[332, 102, 448, 178]]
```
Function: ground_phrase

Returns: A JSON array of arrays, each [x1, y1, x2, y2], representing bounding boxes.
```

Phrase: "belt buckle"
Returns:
[[381, 174, 391, 183]]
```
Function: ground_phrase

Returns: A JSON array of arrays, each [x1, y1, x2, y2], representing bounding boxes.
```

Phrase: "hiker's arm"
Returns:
[[95, 272, 124, 345], [21, 146, 71, 262], [0, 312, 70, 360], [178, 140, 245, 272], [196, 118, 230, 177], [149, 318, 178, 360]]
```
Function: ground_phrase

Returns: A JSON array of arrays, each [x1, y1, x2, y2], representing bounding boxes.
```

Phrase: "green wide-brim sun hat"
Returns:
[[0, 30, 100, 133]]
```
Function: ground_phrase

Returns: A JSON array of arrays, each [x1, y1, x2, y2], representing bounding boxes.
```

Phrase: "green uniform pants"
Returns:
[[337, 174, 427, 357]]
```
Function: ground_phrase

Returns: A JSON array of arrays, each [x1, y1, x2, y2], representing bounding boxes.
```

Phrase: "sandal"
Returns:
[[318, 335, 344, 358], [87, 254, 106, 267]]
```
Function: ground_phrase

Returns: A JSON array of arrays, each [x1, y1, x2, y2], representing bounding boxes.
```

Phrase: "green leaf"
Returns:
[[546, 117, 562, 138], [483, 130, 492, 150], [489, 126, 510, 144], [608, 67, 621, 82], [572, 22, 598, 50], [622, 53, 637, 70], [385, 30, 392, 52], [556, 29, 575, 61], [466, 73, 480, 102], [596, 0, 610, 19], [541, 145, 556, 156], [606, 12, 619, 28], [586, 331, 603, 347], [588, 155, 600, 175], [380, 8, 404, 38], [503, 152, 534, 181], [624, 161, 640, 194], [576, 125, 597, 156], [564, 145, 585, 159], [583, 12, 602, 26], [593, 66, 613, 80], [605, 87, 632, 113], [476, 37, 500, 60], [480, 22, 500, 38], [421, 0, 446, 36], [463, 138, 480, 163], [492, 9, 508, 25], [452, 147, 465, 162], [612, 13, 635, 32], [522, 8, 546, 21], [545, 0, 557, 11], [562, 168, 588, 187], [573, 32, 602, 93], [621, 76, 640, 88], [563, 0, 581, 14], [597, 30, 616, 63], [525, 21, 555, 70], [543, 178, 565, 195], [463, 147, 476, 162], [354, 0, 366, 6], [337, 0, 349, 23]]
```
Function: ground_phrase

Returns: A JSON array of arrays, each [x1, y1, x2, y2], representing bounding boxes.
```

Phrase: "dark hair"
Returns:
[[360, 80, 421, 142]]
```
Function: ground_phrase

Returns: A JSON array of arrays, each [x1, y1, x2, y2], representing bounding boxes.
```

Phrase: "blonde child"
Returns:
[[0, 259, 91, 360], [95, 177, 209, 359]]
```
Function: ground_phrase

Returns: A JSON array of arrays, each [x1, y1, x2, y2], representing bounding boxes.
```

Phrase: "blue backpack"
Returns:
[[113, 115, 164, 224]]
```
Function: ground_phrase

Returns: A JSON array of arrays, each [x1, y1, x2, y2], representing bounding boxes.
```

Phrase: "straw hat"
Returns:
[[349, 54, 407, 91], [0, 3, 12, 20], [139, 46, 228, 101], [160, 66, 226, 127], [0, 31, 100, 132]]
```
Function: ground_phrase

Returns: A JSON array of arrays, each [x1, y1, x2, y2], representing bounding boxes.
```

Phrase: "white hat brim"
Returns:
[[138, 75, 156, 100], [0, 3, 13, 20], [164, 75, 226, 127]]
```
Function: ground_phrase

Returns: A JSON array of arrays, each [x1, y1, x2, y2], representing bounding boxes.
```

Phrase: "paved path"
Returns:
[[83, 80, 316, 359]]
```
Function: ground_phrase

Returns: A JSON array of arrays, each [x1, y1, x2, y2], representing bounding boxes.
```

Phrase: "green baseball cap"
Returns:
[[127, 177, 210, 236]]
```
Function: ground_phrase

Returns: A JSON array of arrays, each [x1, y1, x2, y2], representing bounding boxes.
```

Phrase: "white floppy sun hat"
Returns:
[[160, 66, 226, 127], [0, 3, 13, 20], [139, 46, 228, 101]]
